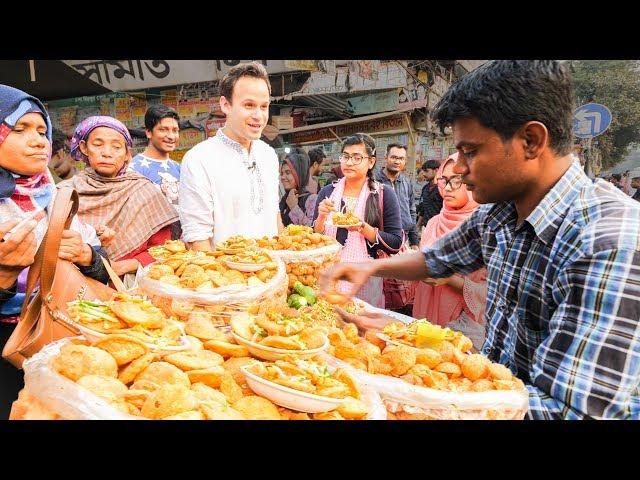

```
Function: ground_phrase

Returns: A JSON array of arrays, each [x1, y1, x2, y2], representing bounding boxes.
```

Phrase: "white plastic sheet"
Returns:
[[322, 353, 529, 420]]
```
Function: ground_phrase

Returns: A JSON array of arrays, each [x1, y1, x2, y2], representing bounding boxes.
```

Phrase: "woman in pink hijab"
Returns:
[[412, 153, 487, 349]]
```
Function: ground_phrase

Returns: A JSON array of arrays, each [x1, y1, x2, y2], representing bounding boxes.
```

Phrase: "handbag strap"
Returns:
[[375, 184, 405, 253], [20, 187, 78, 315]]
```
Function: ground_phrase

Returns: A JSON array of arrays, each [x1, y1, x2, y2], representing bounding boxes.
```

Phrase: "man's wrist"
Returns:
[[78, 244, 94, 266]]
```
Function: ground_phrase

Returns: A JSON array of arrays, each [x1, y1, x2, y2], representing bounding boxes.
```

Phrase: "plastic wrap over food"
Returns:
[[359, 383, 387, 420], [321, 353, 529, 420], [21, 338, 139, 420], [137, 256, 288, 326], [138, 255, 287, 304], [266, 242, 342, 263], [267, 243, 342, 291]]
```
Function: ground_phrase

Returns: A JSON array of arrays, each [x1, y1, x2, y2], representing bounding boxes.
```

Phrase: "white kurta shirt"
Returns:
[[178, 129, 280, 246]]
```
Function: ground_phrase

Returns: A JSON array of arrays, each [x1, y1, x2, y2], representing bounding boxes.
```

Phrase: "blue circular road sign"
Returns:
[[573, 103, 612, 138]]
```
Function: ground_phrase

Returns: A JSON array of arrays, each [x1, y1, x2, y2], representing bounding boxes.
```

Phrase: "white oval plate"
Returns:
[[223, 259, 269, 272], [231, 331, 328, 362], [72, 320, 191, 354], [241, 365, 346, 413]]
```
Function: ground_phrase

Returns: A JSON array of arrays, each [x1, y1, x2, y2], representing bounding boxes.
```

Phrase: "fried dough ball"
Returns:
[[186, 366, 226, 388], [118, 352, 156, 386], [134, 361, 190, 389], [164, 350, 224, 371], [415, 348, 443, 368], [140, 384, 197, 419], [233, 396, 281, 420], [204, 340, 250, 358], [199, 402, 245, 420], [461, 354, 490, 381], [470, 378, 495, 392], [180, 271, 210, 289], [219, 373, 245, 404], [488, 363, 513, 381], [147, 263, 175, 280], [336, 396, 368, 420], [435, 340, 455, 363], [223, 357, 259, 386], [298, 327, 327, 349], [93, 334, 149, 366], [381, 345, 417, 376], [434, 362, 462, 378], [77, 375, 128, 403], [53, 344, 118, 382], [163, 410, 205, 420], [185, 313, 226, 341], [123, 389, 152, 410], [312, 410, 344, 420], [158, 274, 181, 286], [421, 370, 449, 389], [190, 382, 228, 405]]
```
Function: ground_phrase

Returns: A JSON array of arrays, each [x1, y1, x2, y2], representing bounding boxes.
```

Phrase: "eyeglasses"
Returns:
[[436, 175, 464, 190], [388, 155, 406, 162], [339, 153, 371, 165]]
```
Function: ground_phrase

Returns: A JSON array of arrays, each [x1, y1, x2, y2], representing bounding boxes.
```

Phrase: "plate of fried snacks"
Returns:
[[223, 250, 273, 272], [67, 293, 189, 352], [376, 319, 472, 351], [256, 225, 338, 252], [148, 240, 190, 260], [325, 319, 526, 393], [215, 235, 256, 254], [327, 210, 362, 228], [241, 357, 367, 414], [145, 241, 280, 291], [230, 307, 329, 361]]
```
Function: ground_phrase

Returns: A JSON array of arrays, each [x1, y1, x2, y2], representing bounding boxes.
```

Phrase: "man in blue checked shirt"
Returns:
[[320, 60, 640, 419]]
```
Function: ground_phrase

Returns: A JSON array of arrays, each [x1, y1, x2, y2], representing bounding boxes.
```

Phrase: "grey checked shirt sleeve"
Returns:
[[526, 248, 640, 419], [422, 208, 485, 278]]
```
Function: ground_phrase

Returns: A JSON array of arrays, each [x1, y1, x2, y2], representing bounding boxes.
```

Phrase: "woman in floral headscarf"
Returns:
[[59, 116, 180, 277], [412, 153, 487, 349]]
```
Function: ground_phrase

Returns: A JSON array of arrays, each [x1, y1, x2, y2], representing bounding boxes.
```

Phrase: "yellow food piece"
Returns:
[[53, 344, 118, 382]]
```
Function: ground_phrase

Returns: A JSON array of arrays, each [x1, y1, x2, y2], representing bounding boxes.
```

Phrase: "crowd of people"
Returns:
[[0, 59, 639, 419]]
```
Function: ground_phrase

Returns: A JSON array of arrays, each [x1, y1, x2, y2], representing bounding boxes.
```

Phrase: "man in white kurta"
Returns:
[[178, 62, 281, 249], [179, 128, 280, 246]]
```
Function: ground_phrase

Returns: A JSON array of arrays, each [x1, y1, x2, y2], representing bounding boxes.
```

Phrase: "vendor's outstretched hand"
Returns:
[[318, 261, 377, 297], [335, 307, 395, 333]]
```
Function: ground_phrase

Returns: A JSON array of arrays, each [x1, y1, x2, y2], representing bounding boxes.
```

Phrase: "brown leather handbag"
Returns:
[[2, 187, 117, 368]]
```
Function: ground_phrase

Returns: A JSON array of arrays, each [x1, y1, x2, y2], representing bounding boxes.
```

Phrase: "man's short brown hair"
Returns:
[[219, 62, 271, 103]]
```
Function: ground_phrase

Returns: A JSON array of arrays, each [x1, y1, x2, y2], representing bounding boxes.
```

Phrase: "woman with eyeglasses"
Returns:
[[412, 153, 487, 349], [313, 133, 403, 308]]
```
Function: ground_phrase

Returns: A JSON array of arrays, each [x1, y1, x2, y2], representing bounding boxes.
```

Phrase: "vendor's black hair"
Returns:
[[432, 60, 575, 156]]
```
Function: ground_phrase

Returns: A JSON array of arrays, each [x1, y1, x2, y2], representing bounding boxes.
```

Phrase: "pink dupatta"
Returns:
[[412, 153, 487, 325], [324, 177, 385, 308]]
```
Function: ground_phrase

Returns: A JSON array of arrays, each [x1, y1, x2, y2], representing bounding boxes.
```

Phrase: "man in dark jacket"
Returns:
[[417, 159, 443, 230], [375, 143, 419, 249]]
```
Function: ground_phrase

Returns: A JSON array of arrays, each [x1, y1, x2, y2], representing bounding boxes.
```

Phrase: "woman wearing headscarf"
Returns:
[[59, 116, 180, 277], [0, 85, 110, 418], [279, 151, 317, 226], [412, 153, 487, 349]]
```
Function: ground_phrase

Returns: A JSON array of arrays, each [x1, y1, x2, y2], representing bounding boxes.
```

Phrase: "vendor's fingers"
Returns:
[[318, 263, 352, 293]]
